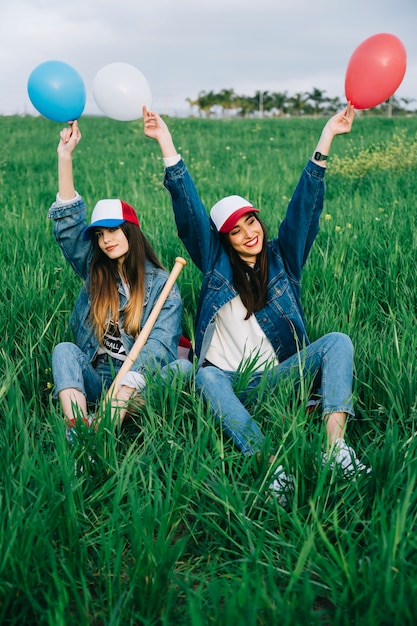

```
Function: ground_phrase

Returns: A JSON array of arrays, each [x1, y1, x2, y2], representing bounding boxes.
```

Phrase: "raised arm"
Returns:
[[311, 102, 355, 166], [143, 106, 221, 274], [57, 121, 82, 200], [49, 120, 91, 279], [143, 106, 178, 158], [279, 104, 355, 281]]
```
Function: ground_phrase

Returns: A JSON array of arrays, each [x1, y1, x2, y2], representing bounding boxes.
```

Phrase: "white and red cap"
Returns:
[[82, 199, 140, 240], [210, 195, 259, 233]]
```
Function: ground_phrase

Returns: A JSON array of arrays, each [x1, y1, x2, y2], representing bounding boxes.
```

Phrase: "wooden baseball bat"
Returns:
[[105, 256, 187, 402]]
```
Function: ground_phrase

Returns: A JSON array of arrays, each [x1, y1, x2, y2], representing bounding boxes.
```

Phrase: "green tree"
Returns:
[[270, 91, 289, 117], [194, 90, 218, 117], [216, 89, 237, 117], [306, 87, 327, 116], [288, 92, 309, 116]]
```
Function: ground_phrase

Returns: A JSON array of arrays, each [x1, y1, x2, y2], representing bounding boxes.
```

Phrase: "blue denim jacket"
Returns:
[[163, 158, 325, 365], [48, 196, 183, 375]]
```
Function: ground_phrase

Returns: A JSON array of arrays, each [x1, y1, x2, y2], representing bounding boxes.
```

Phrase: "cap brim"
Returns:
[[82, 218, 124, 241], [219, 207, 260, 233]]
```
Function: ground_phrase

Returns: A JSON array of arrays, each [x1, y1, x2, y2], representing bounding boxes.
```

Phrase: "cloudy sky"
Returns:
[[1, 0, 416, 117]]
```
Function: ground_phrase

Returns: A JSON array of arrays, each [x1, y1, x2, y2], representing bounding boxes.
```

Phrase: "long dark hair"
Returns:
[[89, 222, 164, 340], [220, 216, 268, 320]]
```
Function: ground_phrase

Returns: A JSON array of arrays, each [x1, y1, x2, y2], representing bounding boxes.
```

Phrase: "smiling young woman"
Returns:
[[143, 103, 370, 505]]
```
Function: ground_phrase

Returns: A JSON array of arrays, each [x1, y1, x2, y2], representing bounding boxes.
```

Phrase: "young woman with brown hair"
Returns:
[[49, 121, 187, 432]]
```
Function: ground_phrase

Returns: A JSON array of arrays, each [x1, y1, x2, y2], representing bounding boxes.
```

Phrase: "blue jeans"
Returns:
[[195, 332, 354, 456], [52, 341, 192, 401]]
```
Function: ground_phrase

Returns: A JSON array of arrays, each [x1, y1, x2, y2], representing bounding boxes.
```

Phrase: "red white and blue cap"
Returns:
[[210, 195, 259, 233], [82, 199, 140, 240]]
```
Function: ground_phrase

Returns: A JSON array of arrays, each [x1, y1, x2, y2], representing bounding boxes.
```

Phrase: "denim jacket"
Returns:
[[48, 195, 183, 375], [163, 158, 325, 365]]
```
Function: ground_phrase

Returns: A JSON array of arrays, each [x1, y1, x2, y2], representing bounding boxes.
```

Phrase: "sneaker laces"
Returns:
[[322, 438, 371, 476]]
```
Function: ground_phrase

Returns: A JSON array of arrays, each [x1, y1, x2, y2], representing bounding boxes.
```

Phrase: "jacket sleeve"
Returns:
[[163, 159, 221, 274], [278, 160, 325, 283], [48, 195, 92, 280]]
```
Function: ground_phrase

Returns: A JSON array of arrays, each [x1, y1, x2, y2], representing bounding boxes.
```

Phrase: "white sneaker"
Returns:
[[322, 439, 371, 476], [268, 465, 295, 507]]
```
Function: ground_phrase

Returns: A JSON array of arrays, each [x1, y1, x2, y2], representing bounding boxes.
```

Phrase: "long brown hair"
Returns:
[[220, 216, 268, 320], [89, 222, 164, 340]]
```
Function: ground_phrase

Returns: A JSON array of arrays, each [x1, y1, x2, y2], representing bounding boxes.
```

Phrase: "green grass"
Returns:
[[2, 113, 417, 624]]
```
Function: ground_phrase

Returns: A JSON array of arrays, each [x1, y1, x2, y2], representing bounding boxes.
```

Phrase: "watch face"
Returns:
[[314, 151, 327, 161]]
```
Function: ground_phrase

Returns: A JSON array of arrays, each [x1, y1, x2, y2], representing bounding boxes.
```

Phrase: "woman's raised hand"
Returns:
[[143, 106, 178, 159], [57, 120, 82, 156], [326, 102, 355, 137], [143, 106, 169, 140]]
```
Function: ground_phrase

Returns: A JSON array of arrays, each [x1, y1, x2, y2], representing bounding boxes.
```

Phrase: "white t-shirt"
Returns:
[[205, 295, 279, 372]]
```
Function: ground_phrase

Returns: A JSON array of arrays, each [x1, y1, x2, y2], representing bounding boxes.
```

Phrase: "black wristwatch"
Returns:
[[313, 151, 328, 161]]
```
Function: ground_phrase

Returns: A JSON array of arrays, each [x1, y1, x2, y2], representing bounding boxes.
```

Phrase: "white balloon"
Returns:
[[92, 63, 152, 121]]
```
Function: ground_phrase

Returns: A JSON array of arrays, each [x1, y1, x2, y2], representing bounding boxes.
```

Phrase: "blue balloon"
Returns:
[[28, 61, 86, 122]]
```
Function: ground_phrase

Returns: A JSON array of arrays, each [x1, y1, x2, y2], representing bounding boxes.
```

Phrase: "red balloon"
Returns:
[[345, 33, 407, 109]]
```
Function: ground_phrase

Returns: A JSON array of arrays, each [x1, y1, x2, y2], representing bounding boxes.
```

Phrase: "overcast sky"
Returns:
[[1, 0, 416, 117]]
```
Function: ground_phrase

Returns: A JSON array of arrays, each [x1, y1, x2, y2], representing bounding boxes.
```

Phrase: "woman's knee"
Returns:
[[51, 342, 87, 392], [160, 358, 193, 380], [326, 332, 354, 357], [195, 365, 225, 391], [52, 341, 80, 363]]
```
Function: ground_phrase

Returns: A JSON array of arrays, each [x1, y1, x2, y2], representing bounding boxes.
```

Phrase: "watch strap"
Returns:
[[313, 151, 328, 161]]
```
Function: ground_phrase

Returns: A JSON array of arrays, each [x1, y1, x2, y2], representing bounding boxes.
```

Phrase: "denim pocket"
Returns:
[[267, 279, 297, 316]]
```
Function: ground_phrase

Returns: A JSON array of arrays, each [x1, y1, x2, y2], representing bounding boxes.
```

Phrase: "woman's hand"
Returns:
[[143, 106, 178, 159], [312, 102, 355, 166], [143, 106, 169, 141], [57, 120, 82, 158], [324, 102, 355, 137]]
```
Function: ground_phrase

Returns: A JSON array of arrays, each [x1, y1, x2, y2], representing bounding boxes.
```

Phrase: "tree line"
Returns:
[[186, 87, 416, 118]]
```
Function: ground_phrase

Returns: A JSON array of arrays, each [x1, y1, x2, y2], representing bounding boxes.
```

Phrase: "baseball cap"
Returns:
[[82, 199, 140, 240], [210, 195, 259, 233]]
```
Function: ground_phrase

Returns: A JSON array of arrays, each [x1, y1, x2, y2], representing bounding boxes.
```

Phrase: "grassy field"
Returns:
[[1, 112, 417, 625]]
